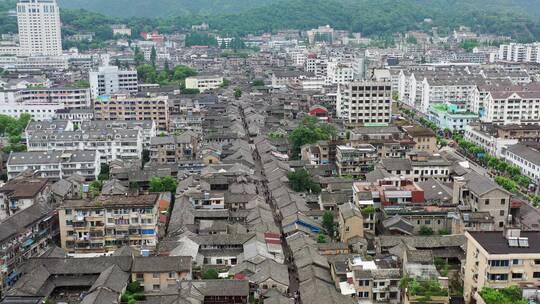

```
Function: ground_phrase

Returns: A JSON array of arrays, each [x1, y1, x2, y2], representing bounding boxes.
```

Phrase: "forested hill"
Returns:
[[2, 0, 540, 40], [57, 0, 281, 18]]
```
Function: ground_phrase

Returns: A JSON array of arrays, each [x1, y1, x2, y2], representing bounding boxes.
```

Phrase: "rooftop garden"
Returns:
[[479, 286, 527, 304], [400, 276, 448, 301]]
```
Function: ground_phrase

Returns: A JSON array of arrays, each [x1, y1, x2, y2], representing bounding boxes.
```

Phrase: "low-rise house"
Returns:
[[453, 171, 512, 229], [402, 126, 438, 153], [132, 256, 192, 292], [0, 174, 49, 220], [504, 142, 540, 185], [185, 75, 224, 92], [229, 259, 289, 295], [338, 202, 364, 243]]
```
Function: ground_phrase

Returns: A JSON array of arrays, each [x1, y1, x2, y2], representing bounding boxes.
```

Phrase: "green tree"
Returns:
[[287, 169, 321, 194], [137, 64, 158, 83], [133, 46, 144, 66], [150, 45, 157, 67], [419, 226, 434, 235], [317, 233, 327, 243], [252, 79, 264, 87], [322, 211, 336, 239], [149, 176, 178, 193], [202, 268, 219, 279], [234, 88, 242, 99], [288, 116, 336, 158], [172, 65, 197, 80]]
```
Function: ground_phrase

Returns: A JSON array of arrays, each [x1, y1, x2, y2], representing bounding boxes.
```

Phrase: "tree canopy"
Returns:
[[289, 116, 336, 158]]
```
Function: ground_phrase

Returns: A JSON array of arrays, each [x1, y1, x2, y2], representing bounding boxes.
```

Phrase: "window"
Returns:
[[485, 199, 489, 205], [513, 259, 522, 265], [65, 209, 72, 215], [512, 273, 523, 280], [489, 260, 509, 267], [488, 273, 508, 281], [153, 272, 160, 278], [153, 284, 160, 291], [169, 272, 175, 279], [533, 272, 540, 278], [500, 210, 505, 216], [501, 199, 506, 205], [358, 292, 369, 298], [136, 273, 143, 280]]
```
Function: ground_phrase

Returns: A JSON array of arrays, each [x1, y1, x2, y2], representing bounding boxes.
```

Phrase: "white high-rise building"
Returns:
[[16, 0, 62, 57], [89, 65, 138, 97], [336, 81, 392, 125]]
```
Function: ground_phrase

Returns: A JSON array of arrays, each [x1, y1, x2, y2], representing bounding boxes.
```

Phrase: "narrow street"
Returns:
[[235, 96, 301, 302]]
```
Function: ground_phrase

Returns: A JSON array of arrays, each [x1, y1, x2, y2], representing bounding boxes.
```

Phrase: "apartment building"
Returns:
[[335, 144, 378, 178], [7, 150, 100, 181], [305, 54, 328, 78], [93, 94, 170, 131], [0, 201, 57, 294], [498, 43, 540, 63], [464, 229, 540, 303], [26, 129, 143, 164], [185, 75, 224, 92], [58, 194, 160, 254], [504, 142, 540, 184], [149, 131, 200, 164], [0, 87, 91, 119], [453, 171, 512, 229], [89, 65, 138, 97], [464, 124, 519, 158], [482, 87, 540, 125], [81, 120, 157, 147], [336, 81, 392, 125], [16, 0, 62, 57]]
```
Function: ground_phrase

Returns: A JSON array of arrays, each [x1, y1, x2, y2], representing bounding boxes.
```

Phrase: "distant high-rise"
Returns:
[[16, 0, 62, 57]]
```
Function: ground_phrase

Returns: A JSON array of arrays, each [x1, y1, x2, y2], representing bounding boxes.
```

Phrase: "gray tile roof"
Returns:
[[132, 256, 192, 273]]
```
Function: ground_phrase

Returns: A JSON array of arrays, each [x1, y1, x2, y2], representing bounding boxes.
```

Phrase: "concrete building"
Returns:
[[149, 131, 200, 164], [131, 256, 192, 292], [16, 0, 62, 56], [403, 126, 438, 153], [0, 87, 91, 120], [336, 81, 392, 125], [185, 75, 224, 92], [482, 87, 540, 125], [428, 103, 478, 132], [7, 150, 100, 181], [464, 230, 540, 303], [498, 43, 540, 63], [504, 142, 540, 185], [26, 129, 143, 164], [0, 174, 49, 220], [89, 65, 138, 97], [335, 144, 378, 178], [453, 171, 512, 229], [93, 94, 170, 131], [0, 201, 57, 294], [58, 194, 161, 254]]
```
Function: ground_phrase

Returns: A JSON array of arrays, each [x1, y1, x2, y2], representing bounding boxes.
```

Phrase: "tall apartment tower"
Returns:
[[336, 81, 392, 125], [16, 0, 62, 57]]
